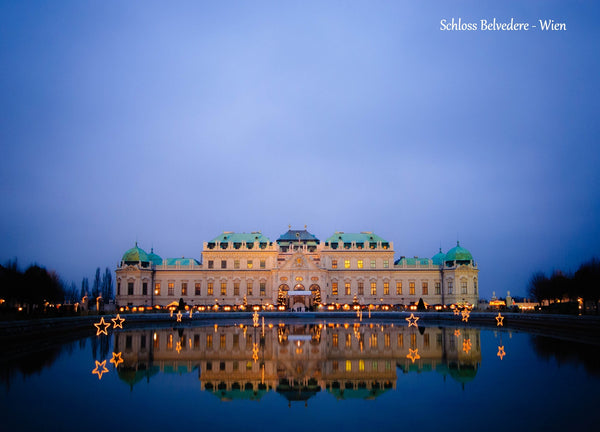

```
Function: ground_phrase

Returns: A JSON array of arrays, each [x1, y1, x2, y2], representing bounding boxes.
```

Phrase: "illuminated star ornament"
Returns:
[[462, 338, 472, 354], [454, 329, 461, 337], [497, 345, 506, 360], [453, 308, 460, 316], [176, 311, 182, 322], [94, 317, 111, 336], [111, 314, 125, 329], [496, 313, 504, 327], [110, 352, 123, 367], [92, 360, 109, 379], [405, 313, 419, 328], [461, 309, 470, 322], [407, 348, 421, 363]]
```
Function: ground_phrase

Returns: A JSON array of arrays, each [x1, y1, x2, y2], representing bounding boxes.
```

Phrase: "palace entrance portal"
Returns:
[[279, 284, 321, 311]]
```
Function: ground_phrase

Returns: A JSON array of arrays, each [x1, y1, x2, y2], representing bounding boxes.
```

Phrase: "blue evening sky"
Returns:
[[1, 1, 598, 299]]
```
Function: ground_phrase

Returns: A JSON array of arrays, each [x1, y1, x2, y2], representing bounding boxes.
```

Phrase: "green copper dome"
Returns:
[[147, 248, 162, 265], [432, 248, 446, 265], [444, 242, 473, 263], [122, 243, 149, 263]]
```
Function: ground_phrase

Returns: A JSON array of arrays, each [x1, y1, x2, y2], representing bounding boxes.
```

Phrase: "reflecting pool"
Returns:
[[2, 318, 599, 432]]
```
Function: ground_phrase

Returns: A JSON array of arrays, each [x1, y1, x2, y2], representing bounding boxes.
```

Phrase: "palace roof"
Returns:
[[209, 232, 271, 244], [325, 232, 388, 244]]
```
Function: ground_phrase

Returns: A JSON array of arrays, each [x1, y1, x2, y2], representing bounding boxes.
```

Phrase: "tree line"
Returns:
[[0, 259, 113, 312], [528, 258, 600, 312]]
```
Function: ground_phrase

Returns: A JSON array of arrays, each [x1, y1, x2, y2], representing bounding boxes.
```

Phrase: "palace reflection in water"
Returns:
[[114, 323, 481, 400]]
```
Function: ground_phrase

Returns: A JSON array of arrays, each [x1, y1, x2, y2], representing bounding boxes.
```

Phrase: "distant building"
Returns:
[[115, 228, 479, 310]]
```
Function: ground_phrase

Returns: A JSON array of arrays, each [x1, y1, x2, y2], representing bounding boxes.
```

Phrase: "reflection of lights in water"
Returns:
[[92, 360, 109, 379], [461, 309, 470, 322], [497, 345, 506, 360], [214, 324, 218, 333], [407, 348, 420, 363], [170, 310, 173, 318], [496, 313, 504, 326], [253, 311, 259, 327], [153, 332, 157, 341], [454, 329, 461, 337], [189, 309, 193, 318], [176, 311, 182, 322], [453, 308, 460, 316], [110, 352, 123, 367], [405, 313, 419, 327], [463, 339, 472, 354], [111, 314, 125, 329], [94, 317, 111, 336], [252, 343, 259, 362], [176, 341, 182, 354]]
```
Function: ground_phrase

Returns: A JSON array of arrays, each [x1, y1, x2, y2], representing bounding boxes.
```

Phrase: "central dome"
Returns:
[[122, 243, 149, 264], [444, 242, 473, 263]]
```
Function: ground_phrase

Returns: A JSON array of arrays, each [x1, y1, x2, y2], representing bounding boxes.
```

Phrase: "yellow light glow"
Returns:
[[461, 309, 470, 322], [453, 308, 460, 316], [405, 313, 419, 327], [462, 338, 472, 353], [176, 341, 182, 354], [94, 317, 111, 336], [495, 313, 504, 326], [189, 309, 193, 318], [176, 311, 182, 322], [407, 348, 420, 363], [111, 314, 125, 329], [110, 352, 123, 367], [497, 345, 506, 360], [170, 310, 173, 318], [454, 329, 461, 337], [253, 310, 259, 327], [92, 360, 109, 379], [252, 342, 259, 362]]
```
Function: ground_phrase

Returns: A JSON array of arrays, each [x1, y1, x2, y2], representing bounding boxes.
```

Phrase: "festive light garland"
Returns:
[[405, 313, 419, 327], [111, 314, 125, 329], [94, 317, 111, 336]]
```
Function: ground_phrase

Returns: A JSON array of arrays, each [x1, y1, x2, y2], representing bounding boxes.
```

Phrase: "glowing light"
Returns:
[[214, 324, 218, 332], [461, 309, 470, 322], [454, 329, 461, 337], [405, 313, 419, 327], [462, 338, 472, 353], [189, 309, 193, 318], [407, 348, 420, 363], [110, 352, 123, 367], [453, 308, 460, 316], [92, 360, 109, 379], [176, 311, 182, 322], [176, 341, 182, 354], [496, 313, 504, 326], [253, 310, 259, 327], [497, 345, 506, 360], [252, 342, 259, 362], [111, 314, 125, 329], [94, 317, 111, 336], [170, 310, 173, 318]]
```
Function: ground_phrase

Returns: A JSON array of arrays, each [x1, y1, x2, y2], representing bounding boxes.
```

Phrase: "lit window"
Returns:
[[234, 282, 240, 296], [182, 282, 187, 296], [332, 259, 337, 269], [195, 283, 201, 295], [346, 334, 351, 348], [344, 259, 350, 269], [207, 282, 214, 296], [385, 333, 390, 348], [332, 334, 338, 348], [370, 260, 376, 268], [167, 334, 173, 350], [206, 334, 212, 349], [345, 282, 351, 295], [346, 360, 352, 372], [358, 282, 364, 295], [154, 333, 160, 349], [383, 260, 389, 268], [370, 334, 377, 348], [359, 360, 365, 372], [234, 259, 240, 269], [247, 260, 253, 269], [357, 260, 363, 269], [422, 282, 428, 295], [383, 282, 389, 295], [409, 281, 415, 295], [398, 333, 404, 348], [411, 333, 416, 348], [396, 282, 402, 295], [168, 283, 174, 296], [247, 281, 253, 296], [221, 282, 227, 296], [332, 282, 338, 296], [370, 282, 377, 295], [155, 283, 161, 296], [220, 334, 226, 349]]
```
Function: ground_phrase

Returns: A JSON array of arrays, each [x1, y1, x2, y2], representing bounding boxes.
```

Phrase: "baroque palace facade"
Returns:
[[115, 228, 479, 310]]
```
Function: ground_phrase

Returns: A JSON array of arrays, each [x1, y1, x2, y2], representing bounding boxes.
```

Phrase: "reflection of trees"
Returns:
[[530, 335, 600, 377]]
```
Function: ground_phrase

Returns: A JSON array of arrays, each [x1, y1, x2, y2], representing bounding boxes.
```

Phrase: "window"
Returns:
[[219, 362, 225, 371], [194, 334, 200, 348], [410, 333, 416, 348], [332, 334, 338, 348], [247, 260, 253, 269], [181, 282, 187, 296], [422, 282, 428, 295], [359, 360, 365, 372], [126, 335, 132, 350], [346, 334, 352, 348], [260, 260, 265, 269], [461, 281, 468, 294], [370, 282, 377, 295], [370, 333, 378, 348], [345, 282, 351, 296], [332, 259, 337, 269], [168, 283, 174, 296], [207, 282, 214, 296], [221, 282, 227, 296], [474, 280, 478, 294], [221, 260, 227, 269], [398, 333, 404, 348], [344, 259, 350, 269], [167, 334, 173, 350], [220, 334, 226, 349], [383, 260, 389, 268], [233, 334, 239, 347], [155, 283, 161, 296], [127, 282, 134, 295], [154, 333, 160, 349], [117, 282, 120, 296], [448, 281, 453, 294], [424, 333, 430, 349], [357, 260, 363, 269], [385, 333, 390, 348], [346, 360, 352, 372], [396, 281, 402, 295], [383, 282, 389, 295], [370, 260, 376, 268], [331, 282, 338, 296], [233, 361, 239, 371], [208, 260, 214, 269], [234, 282, 240, 296], [195, 283, 201, 296], [358, 281, 364, 295], [409, 281, 415, 295], [435, 282, 441, 295], [234, 259, 240, 269], [247, 281, 253, 296], [260, 282, 266, 297], [206, 334, 213, 349], [332, 360, 339, 371], [142, 282, 147, 295]]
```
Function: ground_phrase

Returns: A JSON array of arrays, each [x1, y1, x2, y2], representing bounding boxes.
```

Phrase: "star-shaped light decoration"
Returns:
[[462, 338, 472, 354], [92, 360, 109, 380], [454, 329, 461, 337], [497, 345, 506, 360], [453, 308, 461, 316], [111, 314, 125, 329], [176, 311, 182, 322], [495, 313, 504, 327], [176, 341, 182, 354], [252, 342, 259, 362], [406, 348, 421, 363], [253, 310, 259, 327], [405, 313, 419, 328], [110, 352, 123, 368], [461, 309, 470, 322], [94, 317, 111, 336]]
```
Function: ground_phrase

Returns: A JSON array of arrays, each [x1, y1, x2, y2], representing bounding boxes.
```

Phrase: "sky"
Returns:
[[1, 0, 598, 299]]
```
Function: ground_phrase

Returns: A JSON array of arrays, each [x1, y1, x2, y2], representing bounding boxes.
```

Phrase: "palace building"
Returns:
[[115, 228, 479, 310]]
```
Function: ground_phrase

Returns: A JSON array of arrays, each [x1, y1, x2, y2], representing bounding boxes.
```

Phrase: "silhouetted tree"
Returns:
[[80, 277, 89, 299], [101, 267, 113, 300], [417, 298, 426, 311], [574, 258, 600, 313], [528, 271, 548, 304], [92, 267, 101, 298]]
